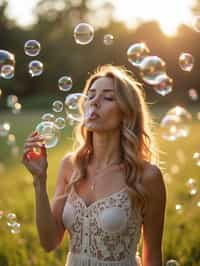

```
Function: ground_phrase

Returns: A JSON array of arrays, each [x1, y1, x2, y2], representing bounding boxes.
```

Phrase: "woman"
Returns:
[[22, 64, 166, 266]]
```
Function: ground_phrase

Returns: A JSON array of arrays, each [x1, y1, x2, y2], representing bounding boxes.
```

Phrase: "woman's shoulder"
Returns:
[[140, 161, 165, 192]]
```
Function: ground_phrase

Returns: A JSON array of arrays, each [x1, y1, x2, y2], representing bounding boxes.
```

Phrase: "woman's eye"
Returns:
[[104, 97, 114, 101]]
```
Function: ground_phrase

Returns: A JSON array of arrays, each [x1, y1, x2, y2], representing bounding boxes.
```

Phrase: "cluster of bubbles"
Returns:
[[127, 42, 173, 96], [0, 211, 21, 234], [0, 50, 15, 79]]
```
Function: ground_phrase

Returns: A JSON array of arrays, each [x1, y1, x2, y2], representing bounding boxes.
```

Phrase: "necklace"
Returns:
[[89, 161, 123, 191]]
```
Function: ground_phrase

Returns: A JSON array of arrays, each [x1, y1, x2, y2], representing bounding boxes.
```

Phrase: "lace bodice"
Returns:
[[62, 184, 143, 266]]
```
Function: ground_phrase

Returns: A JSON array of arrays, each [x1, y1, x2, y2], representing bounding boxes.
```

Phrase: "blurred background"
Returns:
[[0, 0, 200, 266]]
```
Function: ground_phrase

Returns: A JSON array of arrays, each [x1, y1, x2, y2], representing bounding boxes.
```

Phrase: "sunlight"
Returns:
[[112, 0, 196, 36]]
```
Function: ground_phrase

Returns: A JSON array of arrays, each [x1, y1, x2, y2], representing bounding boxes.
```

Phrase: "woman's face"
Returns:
[[84, 76, 123, 132]]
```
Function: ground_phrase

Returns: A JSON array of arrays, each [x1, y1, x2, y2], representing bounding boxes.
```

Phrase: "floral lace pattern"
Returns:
[[62, 185, 143, 263]]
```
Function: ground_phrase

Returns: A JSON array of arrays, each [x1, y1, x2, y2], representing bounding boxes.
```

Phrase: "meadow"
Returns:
[[0, 108, 199, 266]]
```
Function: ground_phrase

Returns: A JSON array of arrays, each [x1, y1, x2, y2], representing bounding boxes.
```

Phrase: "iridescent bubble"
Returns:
[[55, 117, 66, 129], [7, 95, 18, 108], [0, 122, 11, 137], [7, 213, 17, 226], [58, 76, 73, 92], [139, 56, 166, 85], [193, 152, 200, 167], [175, 204, 183, 214], [192, 16, 200, 32], [197, 201, 200, 208], [73, 23, 94, 45], [179, 53, 194, 72], [1, 65, 15, 79], [160, 106, 192, 141], [24, 40, 41, 56], [166, 259, 180, 266], [188, 88, 198, 101], [103, 34, 114, 46], [28, 60, 43, 77], [153, 74, 173, 96], [52, 100, 63, 112], [36, 121, 60, 148], [0, 50, 15, 79], [65, 93, 88, 122], [10, 222, 21, 234], [127, 42, 150, 67], [12, 102, 22, 114], [41, 113, 55, 122]]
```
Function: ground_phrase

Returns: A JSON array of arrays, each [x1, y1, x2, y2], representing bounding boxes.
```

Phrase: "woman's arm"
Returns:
[[141, 164, 166, 266], [34, 154, 73, 252]]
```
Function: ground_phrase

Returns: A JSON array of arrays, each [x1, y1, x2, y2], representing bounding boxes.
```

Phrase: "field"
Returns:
[[0, 109, 199, 266]]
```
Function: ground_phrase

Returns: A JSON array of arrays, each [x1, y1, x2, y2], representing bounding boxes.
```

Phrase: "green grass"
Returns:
[[0, 110, 200, 266]]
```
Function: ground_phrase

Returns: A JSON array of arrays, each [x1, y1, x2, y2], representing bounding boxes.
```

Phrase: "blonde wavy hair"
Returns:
[[60, 64, 159, 213]]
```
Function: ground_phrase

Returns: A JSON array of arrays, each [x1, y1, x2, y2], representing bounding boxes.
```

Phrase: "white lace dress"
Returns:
[[62, 184, 143, 266]]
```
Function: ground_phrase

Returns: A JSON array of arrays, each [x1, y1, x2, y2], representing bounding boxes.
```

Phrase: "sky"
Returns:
[[6, 0, 196, 36]]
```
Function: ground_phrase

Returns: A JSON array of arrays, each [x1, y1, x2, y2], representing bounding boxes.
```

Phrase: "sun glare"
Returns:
[[112, 0, 195, 36]]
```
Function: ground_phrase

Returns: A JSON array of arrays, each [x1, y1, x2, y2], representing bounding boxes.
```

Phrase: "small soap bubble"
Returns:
[[7, 133, 16, 146], [41, 113, 55, 122], [12, 102, 22, 114], [197, 201, 200, 208], [73, 23, 94, 45], [188, 88, 198, 101], [166, 259, 180, 266], [139, 56, 166, 85], [24, 40, 41, 56], [103, 34, 114, 46], [192, 16, 200, 32], [36, 121, 60, 148], [127, 42, 150, 67], [52, 100, 63, 112], [7, 95, 18, 108], [1, 65, 15, 79], [7, 213, 17, 226], [0, 122, 11, 137], [153, 74, 173, 96], [193, 152, 200, 166], [58, 76, 73, 92], [179, 53, 194, 72], [175, 204, 183, 214], [10, 222, 21, 234], [55, 117, 66, 129], [28, 60, 43, 77]]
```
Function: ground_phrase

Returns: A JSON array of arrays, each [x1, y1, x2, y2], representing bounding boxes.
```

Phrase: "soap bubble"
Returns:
[[10, 222, 21, 234], [12, 102, 22, 114], [55, 117, 66, 129], [166, 259, 180, 266], [41, 113, 55, 122], [0, 50, 15, 79], [7, 95, 18, 108], [153, 74, 173, 96], [160, 106, 192, 141], [7, 213, 17, 226], [65, 93, 88, 122], [103, 34, 114, 46], [1, 65, 15, 79], [193, 152, 200, 166], [73, 23, 94, 45], [179, 53, 194, 72], [36, 121, 60, 148], [24, 40, 41, 56], [192, 16, 200, 32], [188, 88, 198, 101], [197, 201, 200, 208], [139, 56, 166, 85], [58, 76, 72, 92], [0, 122, 11, 137], [127, 42, 150, 67], [28, 60, 43, 77], [52, 100, 63, 112], [7, 133, 16, 146], [0, 88, 2, 98], [175, 204, 183, 214]]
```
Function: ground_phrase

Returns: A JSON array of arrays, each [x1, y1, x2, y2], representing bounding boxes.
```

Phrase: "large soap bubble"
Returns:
[[127, 42, 150, 67], [73, 23, 94, 45], [36, 121, 60, 148], [0, 50, 15, 79], [139, 55, 166, 85], [153, 74, 173, 96], [24, 40, 41, 56], [28, 60, 43, 77], [179, 53, 194, 72], [160, 106, 192, 141]]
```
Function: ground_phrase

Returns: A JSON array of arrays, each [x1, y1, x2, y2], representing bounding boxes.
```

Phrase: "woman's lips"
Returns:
[[88, 112, 100, 120]]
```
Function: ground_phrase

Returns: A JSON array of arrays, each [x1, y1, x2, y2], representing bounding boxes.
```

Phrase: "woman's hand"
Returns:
[[22, 131, 48, 185]]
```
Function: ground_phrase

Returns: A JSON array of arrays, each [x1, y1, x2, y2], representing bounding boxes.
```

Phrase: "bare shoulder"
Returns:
[[141, 161, 166, 196]]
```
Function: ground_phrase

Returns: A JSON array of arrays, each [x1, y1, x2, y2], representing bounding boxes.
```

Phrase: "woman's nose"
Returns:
[[90, 95, 101, 107]]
